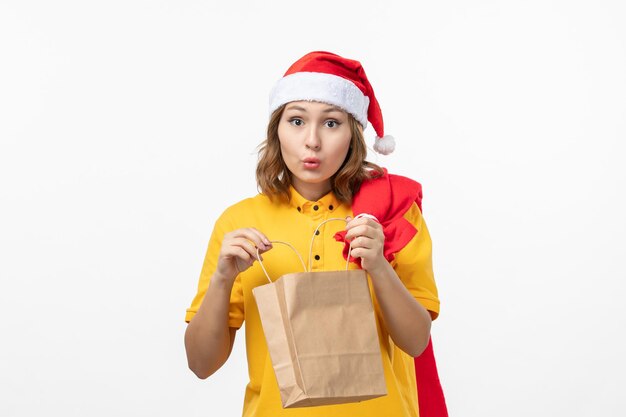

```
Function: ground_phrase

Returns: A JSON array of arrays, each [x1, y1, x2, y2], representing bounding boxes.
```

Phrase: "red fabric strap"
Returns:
[[333, 169, 423, 266], [336, 169, 449, 417]]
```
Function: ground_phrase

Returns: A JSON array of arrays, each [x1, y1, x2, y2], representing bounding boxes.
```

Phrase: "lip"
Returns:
[[302, 157, 321, 169]]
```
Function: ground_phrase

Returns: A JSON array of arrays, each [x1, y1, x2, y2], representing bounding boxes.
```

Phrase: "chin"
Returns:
[[292, 171, 333, 185], [301, 171, 332, 181]]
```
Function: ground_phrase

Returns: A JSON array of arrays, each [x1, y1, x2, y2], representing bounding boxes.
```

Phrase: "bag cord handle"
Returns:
[[307, 217, 351, 272], [256, 214, 377, 284], [256, 241, 306, 284]]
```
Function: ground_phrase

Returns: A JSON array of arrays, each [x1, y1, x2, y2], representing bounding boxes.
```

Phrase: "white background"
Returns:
[[1, 1, 625, 416]]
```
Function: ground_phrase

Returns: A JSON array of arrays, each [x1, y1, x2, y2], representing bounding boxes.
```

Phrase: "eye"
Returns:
[[288, 118, 304, 126], [325, 120, 341, 128]]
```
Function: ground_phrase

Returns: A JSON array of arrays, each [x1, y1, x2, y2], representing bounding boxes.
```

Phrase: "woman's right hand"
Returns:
[[215, 228, 272, 282]]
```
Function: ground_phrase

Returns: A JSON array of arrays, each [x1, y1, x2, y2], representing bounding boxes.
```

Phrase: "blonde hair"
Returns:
[[256, 104, 384, 204]]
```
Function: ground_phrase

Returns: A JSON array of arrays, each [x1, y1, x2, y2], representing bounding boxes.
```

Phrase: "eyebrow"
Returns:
[[284, 104, 344, 113]]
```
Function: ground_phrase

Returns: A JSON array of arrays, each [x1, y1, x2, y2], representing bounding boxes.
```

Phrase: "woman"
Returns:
[[184, 51, 443, 417]]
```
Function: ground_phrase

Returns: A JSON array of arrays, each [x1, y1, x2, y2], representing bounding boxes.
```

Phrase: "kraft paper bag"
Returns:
[[251, 219, 387, 408]]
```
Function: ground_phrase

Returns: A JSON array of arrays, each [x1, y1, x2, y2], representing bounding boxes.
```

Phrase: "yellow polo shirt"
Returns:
[[186, 187, 439, 417]]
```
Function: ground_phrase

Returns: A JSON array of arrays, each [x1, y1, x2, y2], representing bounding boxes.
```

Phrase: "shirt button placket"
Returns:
[[311, 201, 324, 271]]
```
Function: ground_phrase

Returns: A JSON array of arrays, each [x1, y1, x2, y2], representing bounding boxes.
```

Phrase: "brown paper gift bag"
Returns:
[[252, 218, 387, 408]]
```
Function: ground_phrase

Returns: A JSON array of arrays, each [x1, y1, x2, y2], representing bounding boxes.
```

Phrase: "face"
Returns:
[[277, 101, 352, 199]]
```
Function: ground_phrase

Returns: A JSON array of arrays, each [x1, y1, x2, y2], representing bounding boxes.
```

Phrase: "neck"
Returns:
[[292, 179, 331, 201]]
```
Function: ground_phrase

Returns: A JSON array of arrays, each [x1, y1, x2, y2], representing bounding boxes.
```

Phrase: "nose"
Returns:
[[305, 126, 321, 150], [305, 128, 321, 149]]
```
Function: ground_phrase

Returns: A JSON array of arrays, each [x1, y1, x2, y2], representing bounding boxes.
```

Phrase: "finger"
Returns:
[[229, 247, 253, 266], [229, 228, 272, 251], [348, 247, 370, 259], [229, 227, 271, 251], [350, 235, 375, 249], [229, 238, 263, 260], [245, 227, 272, 249], [345, 224, 377, 241], [346, 217, 380, 233]]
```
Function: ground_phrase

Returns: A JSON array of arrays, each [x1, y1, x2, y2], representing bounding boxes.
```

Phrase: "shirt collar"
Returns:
[[288, 186, 341, 215]]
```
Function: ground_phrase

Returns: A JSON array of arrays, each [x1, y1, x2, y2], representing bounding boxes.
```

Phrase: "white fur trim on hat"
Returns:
[[269, 72, 370, 128], [373, 135, 395, 155]]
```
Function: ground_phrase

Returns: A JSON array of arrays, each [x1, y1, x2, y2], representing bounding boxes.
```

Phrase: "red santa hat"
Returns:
[[269, 51, 395, 155]]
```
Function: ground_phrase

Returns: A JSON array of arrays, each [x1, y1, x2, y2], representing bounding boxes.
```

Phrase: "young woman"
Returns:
[[184, 51, 444, 417]]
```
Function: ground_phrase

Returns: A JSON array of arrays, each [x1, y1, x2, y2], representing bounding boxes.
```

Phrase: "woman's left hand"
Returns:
[[344, 216, 387, 274]]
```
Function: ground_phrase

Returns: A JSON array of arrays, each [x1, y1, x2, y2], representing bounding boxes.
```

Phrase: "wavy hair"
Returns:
[[256, 104, 384, 204]]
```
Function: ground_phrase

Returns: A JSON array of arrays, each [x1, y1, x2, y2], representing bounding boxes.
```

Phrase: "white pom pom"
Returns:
[[373, 135, 395, 155]]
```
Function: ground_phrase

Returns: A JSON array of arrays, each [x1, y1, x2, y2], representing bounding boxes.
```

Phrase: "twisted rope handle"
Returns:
[[309, 213, 379, 271], [256, 213, 378, 283], [307, 217, 353, 272], [256, 241, 306, 284]]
